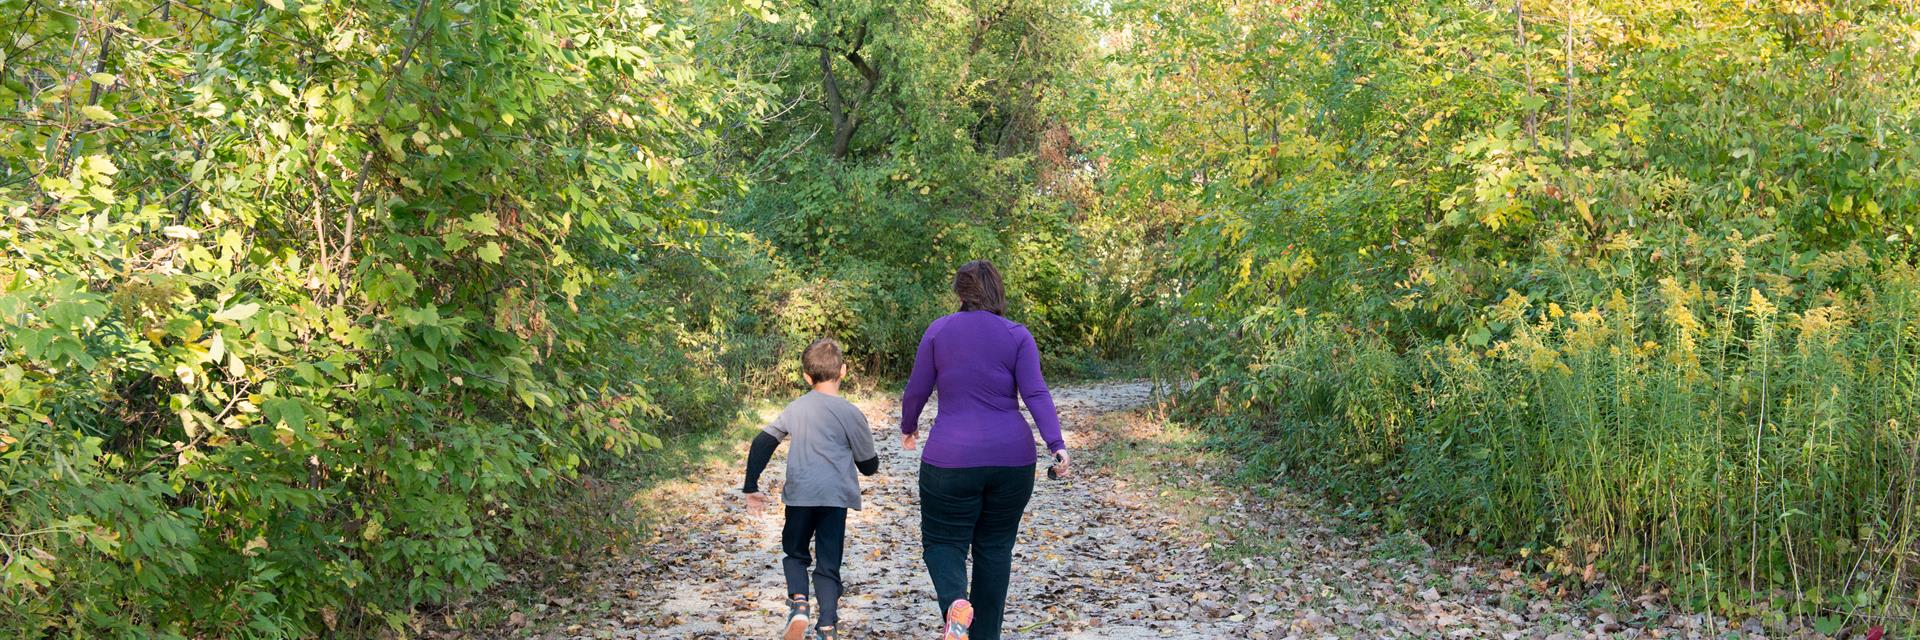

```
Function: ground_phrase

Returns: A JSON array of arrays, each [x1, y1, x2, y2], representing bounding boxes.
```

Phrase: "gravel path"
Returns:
[[501, 381, 1786, 640]]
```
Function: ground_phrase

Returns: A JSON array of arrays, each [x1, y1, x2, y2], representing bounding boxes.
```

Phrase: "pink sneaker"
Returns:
[[941, 599, 974, 640]]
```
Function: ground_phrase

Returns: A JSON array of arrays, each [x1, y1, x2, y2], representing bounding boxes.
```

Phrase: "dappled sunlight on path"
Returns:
[[499, 381, 1736, 639]]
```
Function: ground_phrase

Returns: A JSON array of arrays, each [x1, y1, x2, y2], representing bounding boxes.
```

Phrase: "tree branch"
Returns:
[[753, 32, 846, 55], [338, 0, 434, 287]]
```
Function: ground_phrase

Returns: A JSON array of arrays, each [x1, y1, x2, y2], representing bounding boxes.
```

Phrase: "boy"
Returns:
[[742, 338, 880, 640]]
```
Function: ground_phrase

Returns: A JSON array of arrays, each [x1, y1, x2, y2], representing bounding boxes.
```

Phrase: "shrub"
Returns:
[[0, 0, 776, 635], [1095, 0, 1920, 623]]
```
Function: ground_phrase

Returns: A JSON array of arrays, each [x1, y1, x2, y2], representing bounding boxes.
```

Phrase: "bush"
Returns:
[[1091, 0, 1920, 623], [0, 1, 776, 635], [1198, 254, 1920, 618]]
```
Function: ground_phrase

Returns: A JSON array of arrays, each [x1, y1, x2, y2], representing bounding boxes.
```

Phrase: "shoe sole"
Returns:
[[784, 614, 809, 640], [942, 599, 974, 640]]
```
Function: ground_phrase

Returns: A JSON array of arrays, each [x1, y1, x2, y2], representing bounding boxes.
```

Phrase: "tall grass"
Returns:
[[1191, 254, 1920, 622]]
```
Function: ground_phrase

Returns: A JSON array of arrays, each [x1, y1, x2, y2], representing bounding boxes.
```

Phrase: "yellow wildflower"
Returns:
[[1747, 287, 1777, 318], [1493, 290, 1530, 323]]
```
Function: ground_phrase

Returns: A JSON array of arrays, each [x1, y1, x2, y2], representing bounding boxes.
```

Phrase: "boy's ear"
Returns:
[[839, 363, 848, 379], [803, 372, 816, 386]]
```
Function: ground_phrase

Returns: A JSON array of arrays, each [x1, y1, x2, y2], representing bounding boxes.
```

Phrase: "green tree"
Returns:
[[1, 0, 774, 634]]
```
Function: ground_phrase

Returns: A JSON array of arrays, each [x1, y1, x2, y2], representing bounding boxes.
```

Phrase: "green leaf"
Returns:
[[80, 105, 116, 122], [1466, 325, 1492, 348], [477, 242, 504, 264], [463, 214, 499, 236], [212, 303, 261, 324]]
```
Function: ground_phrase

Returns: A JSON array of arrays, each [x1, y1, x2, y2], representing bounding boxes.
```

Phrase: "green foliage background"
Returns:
[[714, 0, 1166, 379], [1, 0, 1160, 635], [5, 0, 1919, 635], [1084, 0, 1920, 626], [1, 0, 788, 634]]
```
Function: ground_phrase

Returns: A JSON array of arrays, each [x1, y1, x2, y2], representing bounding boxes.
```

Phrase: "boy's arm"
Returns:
[[744, 413, 789, 494], [851, 412, 880, 476], [742, 432, 781, 493]]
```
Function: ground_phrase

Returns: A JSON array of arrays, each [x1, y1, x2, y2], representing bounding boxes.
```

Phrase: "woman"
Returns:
[[900, 259, 1071, 640]]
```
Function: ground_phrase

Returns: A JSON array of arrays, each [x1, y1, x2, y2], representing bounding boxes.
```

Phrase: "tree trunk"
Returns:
[[818, 24, 881, 160], [821, 49, 853, 158]]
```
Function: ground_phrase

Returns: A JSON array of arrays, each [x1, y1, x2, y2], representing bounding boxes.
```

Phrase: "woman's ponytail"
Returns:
[[953, 260, 1006, 315]]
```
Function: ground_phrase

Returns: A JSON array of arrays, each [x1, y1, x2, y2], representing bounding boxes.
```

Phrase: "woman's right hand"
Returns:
[[902, 433, 918, 450], [1050, 450, 1072, 479]]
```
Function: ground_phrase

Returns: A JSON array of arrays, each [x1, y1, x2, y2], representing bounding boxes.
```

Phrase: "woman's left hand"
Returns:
[[1050, 450, 1072, 479]]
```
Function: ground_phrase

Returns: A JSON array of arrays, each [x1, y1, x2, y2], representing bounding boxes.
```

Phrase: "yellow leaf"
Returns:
[[84, 155, 118, 175], [80, 105, 116, 122]]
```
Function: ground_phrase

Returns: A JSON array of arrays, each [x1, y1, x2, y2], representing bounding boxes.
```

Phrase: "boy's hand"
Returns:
[[901, 433, 917, 450], [744, 491, 770, 515]]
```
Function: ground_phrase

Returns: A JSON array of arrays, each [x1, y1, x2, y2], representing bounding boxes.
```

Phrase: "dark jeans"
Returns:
[[782, 505, 847, 627], [919, 462, 1035, 640]]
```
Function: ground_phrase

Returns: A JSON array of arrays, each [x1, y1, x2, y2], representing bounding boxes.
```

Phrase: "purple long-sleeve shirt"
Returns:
[[899, 310, 1066, 468]]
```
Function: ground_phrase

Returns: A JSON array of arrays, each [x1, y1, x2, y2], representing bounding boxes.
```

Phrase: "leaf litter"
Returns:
[[436, 381, 1843, 640]]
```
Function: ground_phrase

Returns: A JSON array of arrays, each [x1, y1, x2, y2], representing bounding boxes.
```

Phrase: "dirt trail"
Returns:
[[510, 381, 1736, 640]]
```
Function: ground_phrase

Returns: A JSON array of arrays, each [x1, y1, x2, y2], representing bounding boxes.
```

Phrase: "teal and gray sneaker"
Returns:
[[783, 596, 810, 640]]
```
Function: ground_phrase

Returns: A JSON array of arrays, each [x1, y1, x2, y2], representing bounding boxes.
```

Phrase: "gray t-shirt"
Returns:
[[766, 391, 878, 510]]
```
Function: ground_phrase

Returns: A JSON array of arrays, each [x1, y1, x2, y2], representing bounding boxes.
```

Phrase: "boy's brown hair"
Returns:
[[802, 338, 843, 384]]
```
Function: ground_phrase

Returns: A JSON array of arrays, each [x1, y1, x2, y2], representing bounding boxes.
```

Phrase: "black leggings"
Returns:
[[919, 462, 1035, 640], [782, 506, 847, 627]]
